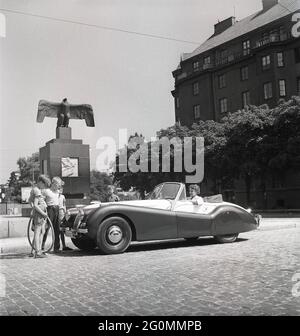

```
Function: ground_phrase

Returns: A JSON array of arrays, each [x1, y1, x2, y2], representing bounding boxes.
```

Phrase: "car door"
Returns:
[[132, 206, 177, 241], [174, 201, 212, 238]]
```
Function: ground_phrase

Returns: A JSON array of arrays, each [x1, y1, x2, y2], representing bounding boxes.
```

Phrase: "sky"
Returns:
[[0, 0, 264, 183]]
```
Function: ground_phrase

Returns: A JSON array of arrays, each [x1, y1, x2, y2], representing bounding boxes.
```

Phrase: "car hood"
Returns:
[[80, 199, 172, 212], [118, 199, 172, 210]]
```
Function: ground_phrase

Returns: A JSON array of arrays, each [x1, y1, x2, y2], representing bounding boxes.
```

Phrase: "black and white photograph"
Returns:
[[0, 0, 299, 329]]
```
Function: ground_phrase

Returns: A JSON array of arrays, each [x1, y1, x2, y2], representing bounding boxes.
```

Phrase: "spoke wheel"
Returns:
[[97, 217, 132, 254]]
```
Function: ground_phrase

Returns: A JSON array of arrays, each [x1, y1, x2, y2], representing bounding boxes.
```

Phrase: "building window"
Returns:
[[241, 66, 249, 81], [264, 82, 273, 100], [204, 56, 211, 65], [295, 47, 300, 63], [193, 105, 201, 120], [242, 91, 251, 108], [279, 26, 286, 40], [262, 55, 271, 70], [277, 52, 284, 67], [279, 80, 286, 97], [219, 98, 228, 114], [193, 82, 199, 95], [218, 74, 226, 89], [242, 40, 251, 56], [193, 61, 199, 71], [175, 97, 180, 109]]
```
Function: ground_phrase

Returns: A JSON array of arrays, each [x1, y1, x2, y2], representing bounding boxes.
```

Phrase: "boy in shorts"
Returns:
[[58, 186, 72, 251]]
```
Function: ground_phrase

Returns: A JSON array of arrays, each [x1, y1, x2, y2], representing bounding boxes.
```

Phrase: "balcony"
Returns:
[[203, 63, 214, 70], [215, 50, 250, 67], [174, 31, 292, 83], [254, 33, 290, 49], [175, 51, 248, 82]]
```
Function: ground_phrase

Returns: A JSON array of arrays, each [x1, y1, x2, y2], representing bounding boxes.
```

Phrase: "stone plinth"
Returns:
[[56, 127, 72, 140], [39, 127, 90, 202]]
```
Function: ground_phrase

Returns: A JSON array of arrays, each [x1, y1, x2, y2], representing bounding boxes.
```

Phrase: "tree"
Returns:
[[268, 97, 300, 176], [107, 99, 300, 208], [7, 152, 40, 202], [114, 126, 205, 196], [90, 170, 113, 202], [220, 105, 275, 206], [17, 152, 40, 185], [190, 120, 227, 194]]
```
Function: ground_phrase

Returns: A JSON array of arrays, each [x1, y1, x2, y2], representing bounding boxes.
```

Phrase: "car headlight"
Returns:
[[74, 208, 85, 229], [65, 210, 71, 221]]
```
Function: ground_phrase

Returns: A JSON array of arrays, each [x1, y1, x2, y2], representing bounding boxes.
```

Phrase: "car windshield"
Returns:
[[150, 183, 181, 200]]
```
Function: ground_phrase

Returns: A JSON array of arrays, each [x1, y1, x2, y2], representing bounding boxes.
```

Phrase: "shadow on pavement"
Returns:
[[0, 253, 35, 260], [0, 237, 248, 260]]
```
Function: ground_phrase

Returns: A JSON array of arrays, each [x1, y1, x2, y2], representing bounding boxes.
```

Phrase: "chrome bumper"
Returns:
[[64, 228, 88, 238]]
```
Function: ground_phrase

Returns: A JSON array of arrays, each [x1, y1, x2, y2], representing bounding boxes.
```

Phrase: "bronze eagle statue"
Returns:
[[37, 98, 95, 128]]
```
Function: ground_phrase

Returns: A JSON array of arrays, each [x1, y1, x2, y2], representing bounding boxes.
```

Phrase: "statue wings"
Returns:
[[37, 100, 95, 127]]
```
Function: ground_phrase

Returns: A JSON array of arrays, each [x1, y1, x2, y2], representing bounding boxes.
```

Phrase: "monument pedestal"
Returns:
[[39, 127, 90, 205]]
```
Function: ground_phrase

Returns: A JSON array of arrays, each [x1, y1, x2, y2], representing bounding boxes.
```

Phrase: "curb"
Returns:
[[258, 223, 299, 231]]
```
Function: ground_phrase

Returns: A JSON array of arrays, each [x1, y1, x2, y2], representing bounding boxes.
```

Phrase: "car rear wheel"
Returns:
[[214, 234, 239, 244], [97, 216, 132, 254], [71, 237, 96, 251]]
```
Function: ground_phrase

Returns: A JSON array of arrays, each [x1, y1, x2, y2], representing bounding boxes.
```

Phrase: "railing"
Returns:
[[254, 33, 289, 48], [215, 51, 247, 67], [175, 32, 292, 82]]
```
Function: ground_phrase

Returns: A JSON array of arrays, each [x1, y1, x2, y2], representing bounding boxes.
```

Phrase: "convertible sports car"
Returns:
[[63, 182, 260, 254]]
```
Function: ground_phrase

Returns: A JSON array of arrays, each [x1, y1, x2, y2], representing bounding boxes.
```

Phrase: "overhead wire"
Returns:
[[0, 7, 201, 45]]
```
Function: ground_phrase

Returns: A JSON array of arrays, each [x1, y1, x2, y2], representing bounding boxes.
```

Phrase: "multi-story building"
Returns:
[[172, 0, 300, 126]]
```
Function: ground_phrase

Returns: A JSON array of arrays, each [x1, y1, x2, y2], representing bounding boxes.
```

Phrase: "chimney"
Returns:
[[262, 0, 278, 11], [214, 17, 236, 36]]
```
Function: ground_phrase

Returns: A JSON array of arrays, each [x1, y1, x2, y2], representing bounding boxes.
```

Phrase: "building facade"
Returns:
[[172, 0, 300, 209], [172, 0, 300, 126]]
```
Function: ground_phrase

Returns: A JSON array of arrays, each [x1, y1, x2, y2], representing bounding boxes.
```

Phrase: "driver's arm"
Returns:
[[192, 196, 204, 206]]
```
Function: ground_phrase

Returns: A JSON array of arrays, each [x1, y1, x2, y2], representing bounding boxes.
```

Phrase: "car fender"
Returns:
[[210, 204, 258, 236]]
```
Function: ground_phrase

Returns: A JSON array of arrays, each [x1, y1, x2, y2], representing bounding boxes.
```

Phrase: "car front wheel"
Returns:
[[214, 234, 239, 244], [97, 216, 132, 254]]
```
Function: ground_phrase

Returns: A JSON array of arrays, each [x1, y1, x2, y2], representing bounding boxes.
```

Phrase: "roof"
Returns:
[[182, 0, 298, 62]]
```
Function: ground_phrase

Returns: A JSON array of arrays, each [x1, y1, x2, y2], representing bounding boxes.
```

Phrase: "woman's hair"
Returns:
[[189, 184, 200, 195], [38, 175, 51, 188], [52, 176, 64, 187]]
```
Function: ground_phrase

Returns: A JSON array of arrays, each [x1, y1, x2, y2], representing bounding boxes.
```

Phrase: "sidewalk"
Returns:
[[257, 217, 300, 231], [0, 237, 76, 255]]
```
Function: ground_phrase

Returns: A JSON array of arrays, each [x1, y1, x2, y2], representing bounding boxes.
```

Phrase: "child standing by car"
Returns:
[[41, 176, 62, 253], [58, 186, 72, 251], [189, 185, 204, 206], [29, 175, 51, 258], [108, 186, 120, 202]]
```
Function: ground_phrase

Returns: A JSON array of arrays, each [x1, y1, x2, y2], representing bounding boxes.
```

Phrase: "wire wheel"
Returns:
[[27, 216, 55, 253]]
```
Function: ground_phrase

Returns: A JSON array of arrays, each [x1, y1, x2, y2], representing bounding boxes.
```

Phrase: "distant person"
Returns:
[[189, 185, 204, 206], [58, 186, 72, 251], [28, 175, 50, 258], [108, 186, 120, 202], [41, 177, 62, 253]]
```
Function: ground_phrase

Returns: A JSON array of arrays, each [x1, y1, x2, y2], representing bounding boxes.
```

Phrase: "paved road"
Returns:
[[0, 227, 299, 316]]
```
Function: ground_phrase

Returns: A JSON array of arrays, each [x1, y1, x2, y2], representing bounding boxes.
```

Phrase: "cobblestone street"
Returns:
[[0, 227, 299, 316]]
